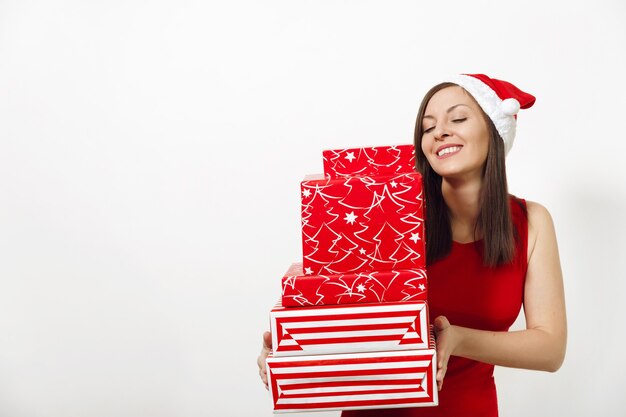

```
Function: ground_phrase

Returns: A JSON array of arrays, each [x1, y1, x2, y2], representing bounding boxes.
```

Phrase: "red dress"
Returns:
[[342, 197, 528, 417]]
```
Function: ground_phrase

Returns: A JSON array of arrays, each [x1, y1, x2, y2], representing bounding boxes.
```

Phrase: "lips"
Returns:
[[436, 145, 463, 157]]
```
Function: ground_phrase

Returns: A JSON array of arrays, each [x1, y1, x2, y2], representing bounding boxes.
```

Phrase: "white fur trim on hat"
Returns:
[[444, 75, 517, 155]]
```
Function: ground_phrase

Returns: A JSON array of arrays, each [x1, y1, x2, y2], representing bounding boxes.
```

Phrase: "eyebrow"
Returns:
[[423, 103, 470, 120]]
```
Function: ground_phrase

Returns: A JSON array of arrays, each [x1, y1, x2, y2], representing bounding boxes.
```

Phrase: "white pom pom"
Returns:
[[501, 98, 520, 116]]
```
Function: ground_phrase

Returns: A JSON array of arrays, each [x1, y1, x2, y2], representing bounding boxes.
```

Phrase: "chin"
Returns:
[[431, 164, 462, 177], [432, 165, 482, 181]]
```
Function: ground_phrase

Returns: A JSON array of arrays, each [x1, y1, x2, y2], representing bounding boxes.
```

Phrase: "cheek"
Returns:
[[467, 122, 490, 161], [478, 131, 490, 160], [420, 137, 435, 165], [420, 135, 431, 155], [422, 142, 437, 169]]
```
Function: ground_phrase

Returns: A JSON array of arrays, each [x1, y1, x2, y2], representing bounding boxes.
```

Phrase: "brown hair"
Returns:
[[414, 83, 516, 267]]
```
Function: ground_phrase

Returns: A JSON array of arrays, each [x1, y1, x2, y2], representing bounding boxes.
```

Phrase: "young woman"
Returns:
[[258, 74, 567, 417]]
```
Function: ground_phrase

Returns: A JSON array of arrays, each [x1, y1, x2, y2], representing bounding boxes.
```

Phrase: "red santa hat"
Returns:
[[445, 74, 536, 155]]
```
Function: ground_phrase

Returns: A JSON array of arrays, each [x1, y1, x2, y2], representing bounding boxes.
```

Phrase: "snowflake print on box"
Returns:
[[323, 144, 416, 179], [282, 262, 427, 307], [301, 172, 426, 275]]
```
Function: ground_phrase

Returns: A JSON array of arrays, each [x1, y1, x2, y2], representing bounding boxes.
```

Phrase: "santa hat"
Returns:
[[445, 74, 536, 155]]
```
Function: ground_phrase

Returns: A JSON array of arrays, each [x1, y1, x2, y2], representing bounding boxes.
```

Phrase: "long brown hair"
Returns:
[[414, 83, 516, 267]]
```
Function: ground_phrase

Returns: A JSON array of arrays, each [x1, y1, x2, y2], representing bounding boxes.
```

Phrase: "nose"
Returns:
[[433, 124, 449, 141]]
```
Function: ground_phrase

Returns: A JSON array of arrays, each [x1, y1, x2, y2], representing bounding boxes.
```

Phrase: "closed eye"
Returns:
[[423, 126, 435, 133], [452, 118, 467, 123]]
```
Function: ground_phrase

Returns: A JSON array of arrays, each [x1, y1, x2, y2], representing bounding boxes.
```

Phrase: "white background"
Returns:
[[1, 1, 625, 416]]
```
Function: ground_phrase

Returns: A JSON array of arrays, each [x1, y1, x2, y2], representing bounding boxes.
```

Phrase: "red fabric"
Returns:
[[342, 197, 528, 417], [465, 74, 536, 109]]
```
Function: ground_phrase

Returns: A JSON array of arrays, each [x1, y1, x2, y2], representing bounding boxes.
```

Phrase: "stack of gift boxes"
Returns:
[[266, 144, 438, 413]]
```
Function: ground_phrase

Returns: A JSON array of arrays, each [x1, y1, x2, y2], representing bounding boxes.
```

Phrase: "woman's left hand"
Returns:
[[433, 315, 462, 391]]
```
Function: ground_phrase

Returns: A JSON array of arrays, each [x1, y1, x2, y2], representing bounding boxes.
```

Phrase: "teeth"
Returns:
[[437, 146, 461, 157]]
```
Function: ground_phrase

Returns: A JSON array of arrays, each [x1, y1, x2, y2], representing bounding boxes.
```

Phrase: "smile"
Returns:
[[437, 146, 462, 157]]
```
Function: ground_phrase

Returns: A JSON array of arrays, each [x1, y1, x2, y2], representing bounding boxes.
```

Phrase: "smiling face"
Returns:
[[420, 86, 490, 182]]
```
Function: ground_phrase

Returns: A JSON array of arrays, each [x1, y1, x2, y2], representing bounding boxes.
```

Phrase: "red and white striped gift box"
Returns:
[[270, 301, 429, 357], [266, 346, 437, 412]]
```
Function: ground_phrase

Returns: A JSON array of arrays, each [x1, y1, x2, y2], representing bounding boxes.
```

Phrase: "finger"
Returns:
[[436, 363, 447, 391], [257, 355, 266, 370], [260, 365, 270, 390], [437, 349, 448, 369], [434, 316, 450, 331], [435, 346, 448, 391], [263, 331, 273, 350], [436, 344, 447, 369], [259, 332, 272, 390]]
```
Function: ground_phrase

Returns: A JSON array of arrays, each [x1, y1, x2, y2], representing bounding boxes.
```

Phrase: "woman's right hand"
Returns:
[[257, 331, 272, 390], [433, 315, 462, 391]]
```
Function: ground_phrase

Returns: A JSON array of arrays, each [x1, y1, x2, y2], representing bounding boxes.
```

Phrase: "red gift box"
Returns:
[[282, 262, 427, 307], [270, 300, 430, 357], [323, 144, 416, 179], [301, 172, 425, 275], [266, 340, 437, 412]]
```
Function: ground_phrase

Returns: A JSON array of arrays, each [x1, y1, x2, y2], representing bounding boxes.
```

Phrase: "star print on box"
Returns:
[[264, 143, 438, 413], [301, 172, 425, 275], [281, 262, 427, 307], [323, 144, 416, 179], [270, 300, 430, 357]]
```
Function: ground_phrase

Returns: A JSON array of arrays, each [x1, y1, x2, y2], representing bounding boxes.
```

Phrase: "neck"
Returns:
[[441, 176, 482, 243]]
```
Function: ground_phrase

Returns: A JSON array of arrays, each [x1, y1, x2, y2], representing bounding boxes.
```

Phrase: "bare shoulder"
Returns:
[[524, 200, 557, 262], [526, 200, 554, 227]]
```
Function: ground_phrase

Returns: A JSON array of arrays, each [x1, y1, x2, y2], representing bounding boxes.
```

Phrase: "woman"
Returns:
[[258, 74, 567, 416]]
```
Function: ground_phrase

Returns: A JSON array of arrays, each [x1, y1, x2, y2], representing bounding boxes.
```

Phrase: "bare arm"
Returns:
[[435, 201, 567, 389]]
